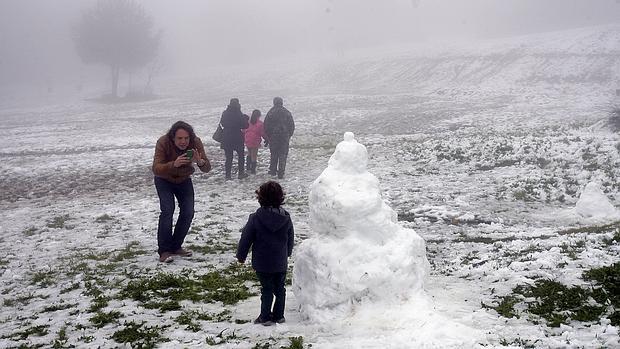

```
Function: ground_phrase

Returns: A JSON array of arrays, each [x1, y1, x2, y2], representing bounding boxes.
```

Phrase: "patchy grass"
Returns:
[[488, 262, 620, 327], [1, 324, 50, 341], [90, 310, 123, 328], [31, 269, 57, 287], [558, 220, 620, 236], [111, 321, 168, 349], [602, 230, 620, 246], [483, 295, 520, 319], [112, 241, 146, 262], [52, 325, 70, 349], [47, 214, 72, 229], [205, 328, 246, 346], [187, 239, 237, 255], [559, 239, 586, 260], [499, 337, 539, 348], [455, 233, 516, 244], [3, 292, 48, 307], [583, 262, 620, 326], [119, 263, 257, 311], [283, 336, 305, 349], [87, 295, 110, 313], [42, 302, 78, 313], [175, 311, 203, 332], [60, 282, 81, 294], [514, 279, 605, 327]]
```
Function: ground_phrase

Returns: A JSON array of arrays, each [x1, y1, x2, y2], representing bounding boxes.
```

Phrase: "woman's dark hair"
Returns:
[[167, 121, 196, 143], [250, 109, 261, 124], [256, 181, 285, 208]]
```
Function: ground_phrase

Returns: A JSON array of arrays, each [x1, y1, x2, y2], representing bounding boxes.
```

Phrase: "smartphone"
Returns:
[[186, 149, 193, 160]]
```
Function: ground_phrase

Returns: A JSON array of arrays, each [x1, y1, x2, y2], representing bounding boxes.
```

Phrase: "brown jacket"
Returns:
[[152, 135, 211, 183]]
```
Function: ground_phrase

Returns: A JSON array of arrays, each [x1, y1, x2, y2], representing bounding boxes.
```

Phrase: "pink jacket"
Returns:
[[244, 120, 266, 148]]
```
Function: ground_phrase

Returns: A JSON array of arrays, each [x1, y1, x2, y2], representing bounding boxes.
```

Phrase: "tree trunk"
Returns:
[[110, 65, 120, 98]]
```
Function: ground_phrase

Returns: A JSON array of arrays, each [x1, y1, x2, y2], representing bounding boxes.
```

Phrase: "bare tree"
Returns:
[[73, 0, 161, 98]]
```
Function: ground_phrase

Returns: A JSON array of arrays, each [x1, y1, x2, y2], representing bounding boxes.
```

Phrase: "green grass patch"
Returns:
[[559, 240, 586, 260], [489, 262, 620, 327], [187, 239, 237, 254], [283, 336, 305, 349], [483, 295, 520, 318], [514, 280, 604, 327], [499, 337, 539, 348], [558, 221, 620, 236], [52, 325, 70, 349], [47, 214, 72, 229], [112, 241, 146, 262], [205, 328, 245, 345], [42, 302, 78, 313], [3, 292, 47, 307], [60, 282, 81, 294], [454, 233, 516, 244], [31, 269, 57, 287], [119, 264, 257, 311], [111, 321, 167, 349], [78, 250, 112, 261], [87, 295, 110, 313], [22, 226, 38, 236], [583, 262, 620, 326], [602, 230, 620, 246], [175, 310, 207, 332], [90, 310, 123, 328], [2, 324, 50, 340]]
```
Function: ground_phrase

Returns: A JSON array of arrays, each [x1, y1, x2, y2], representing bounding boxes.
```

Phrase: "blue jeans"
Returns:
[[256, 271, 287, 320], [154, 177, 194, 255]]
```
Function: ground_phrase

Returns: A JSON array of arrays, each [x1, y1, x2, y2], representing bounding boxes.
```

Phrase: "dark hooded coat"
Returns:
[[236, 207, 294, 273], [220, 103, 249, 151]]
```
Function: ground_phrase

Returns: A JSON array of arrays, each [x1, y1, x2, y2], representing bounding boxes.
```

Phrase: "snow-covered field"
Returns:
[[1, 25, 619, 348]]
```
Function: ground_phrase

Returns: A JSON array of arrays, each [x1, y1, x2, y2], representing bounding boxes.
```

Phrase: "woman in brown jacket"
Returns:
[[152, 121, 211, 263]]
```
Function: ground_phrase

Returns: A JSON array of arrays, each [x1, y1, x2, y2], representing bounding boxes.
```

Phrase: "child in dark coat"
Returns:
[[236, 181, 294, 326]]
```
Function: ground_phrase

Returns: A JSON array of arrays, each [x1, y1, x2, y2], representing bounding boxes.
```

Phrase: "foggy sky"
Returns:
[[1, 0, 619, 88]]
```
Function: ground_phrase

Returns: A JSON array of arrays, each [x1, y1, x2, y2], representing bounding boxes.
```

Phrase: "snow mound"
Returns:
[[575, 182, 620, 220], [292, 133, 483, 347], [293, 132, 430, 321]]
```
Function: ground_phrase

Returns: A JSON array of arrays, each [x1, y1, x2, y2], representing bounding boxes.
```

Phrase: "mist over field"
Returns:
[[1, 0, 620, 98]]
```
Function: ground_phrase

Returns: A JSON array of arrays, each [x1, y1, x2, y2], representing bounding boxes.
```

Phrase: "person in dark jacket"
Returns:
[[152, 121, 211, 263], [236, 181, 295, 326], [263, 97, 294, 179], [220, 98, 250, 180]]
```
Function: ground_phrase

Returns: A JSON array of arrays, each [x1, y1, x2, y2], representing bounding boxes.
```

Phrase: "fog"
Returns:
[[1, 0, 619, 89]]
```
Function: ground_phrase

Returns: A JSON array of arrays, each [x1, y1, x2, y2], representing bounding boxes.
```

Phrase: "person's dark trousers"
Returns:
[[256, 271, 287, 321], [154, 177, 194, 255], [268, 139, 289, 178], [224, 146, 245, 179]]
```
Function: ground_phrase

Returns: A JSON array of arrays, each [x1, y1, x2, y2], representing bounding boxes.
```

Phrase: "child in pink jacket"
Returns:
[[244, 109, 267, 174]]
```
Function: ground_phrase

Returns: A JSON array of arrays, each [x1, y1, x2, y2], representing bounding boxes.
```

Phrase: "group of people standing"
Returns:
[[150, 97, 296, 325], [220, 97, 295, 180]]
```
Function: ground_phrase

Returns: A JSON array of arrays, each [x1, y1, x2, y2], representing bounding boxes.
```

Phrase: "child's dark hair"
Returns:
[[256, 181, 285, 208], [250, 109, 261, 124]]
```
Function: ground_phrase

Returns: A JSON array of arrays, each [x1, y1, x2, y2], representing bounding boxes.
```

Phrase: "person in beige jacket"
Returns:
[[152, 121, 211, 263]]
